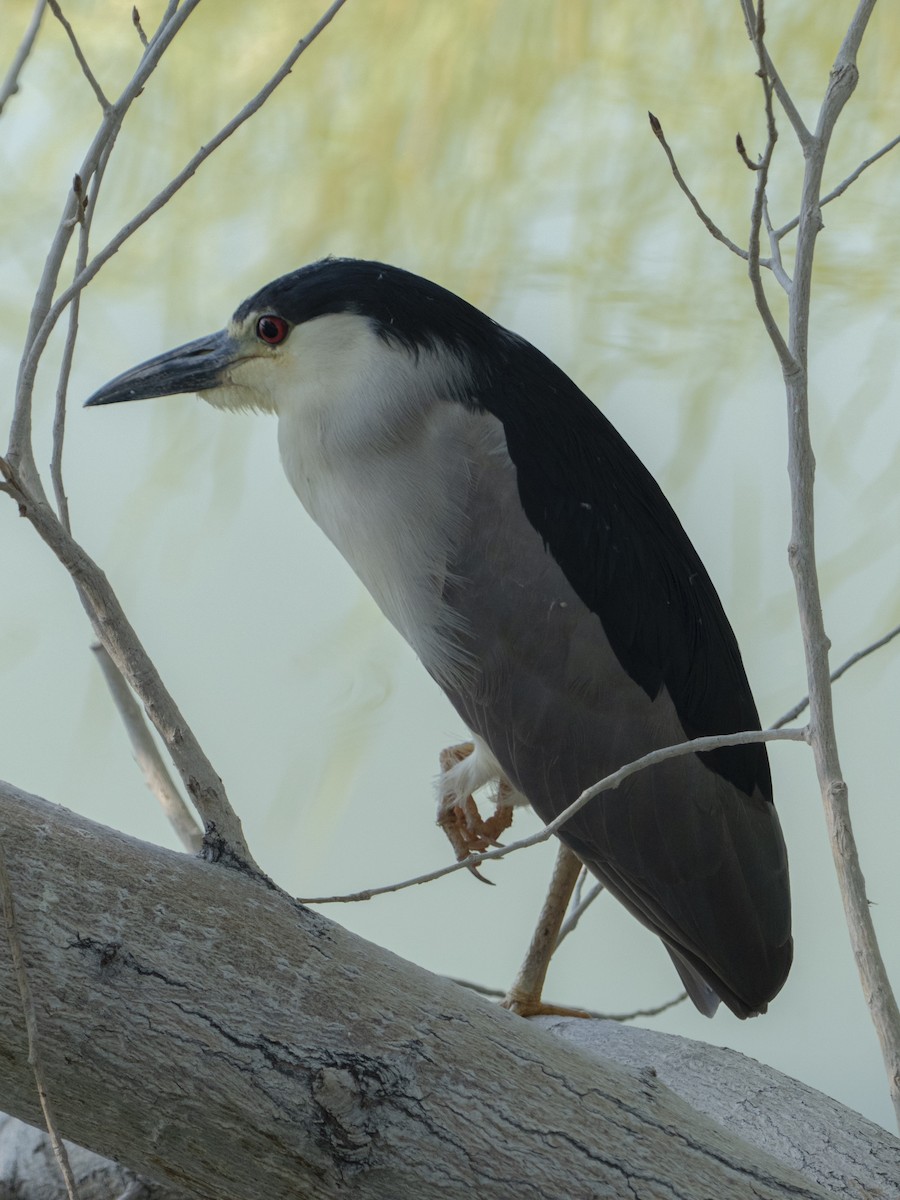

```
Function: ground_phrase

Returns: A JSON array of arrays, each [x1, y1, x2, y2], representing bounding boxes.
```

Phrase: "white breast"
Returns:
[[269, 313, 493, 687]]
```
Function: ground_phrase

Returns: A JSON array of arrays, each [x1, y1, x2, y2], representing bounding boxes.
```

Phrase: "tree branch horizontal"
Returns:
[[0, 780, 857, 1200]]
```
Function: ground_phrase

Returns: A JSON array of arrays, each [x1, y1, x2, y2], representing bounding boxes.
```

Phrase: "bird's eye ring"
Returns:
[[257, 315, 290, 345]]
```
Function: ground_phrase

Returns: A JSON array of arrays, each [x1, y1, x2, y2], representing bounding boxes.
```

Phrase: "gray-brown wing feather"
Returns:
[[440, 417, 791, 1018]]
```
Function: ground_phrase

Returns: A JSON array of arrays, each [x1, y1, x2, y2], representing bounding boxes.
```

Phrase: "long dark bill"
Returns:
[[84, 330, 241, 407]]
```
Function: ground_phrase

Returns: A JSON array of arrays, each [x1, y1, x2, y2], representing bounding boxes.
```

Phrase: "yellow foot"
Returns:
[[500, 993, 592, 1019]]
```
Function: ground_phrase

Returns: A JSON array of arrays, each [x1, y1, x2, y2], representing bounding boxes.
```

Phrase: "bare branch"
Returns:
[[648, 112, 755, 263], [762, 196, 792, 292], [556, 880, 605, 948], [47, 0, 110, 110], [8, 0, 203, 497], [6, 0, 352, 875], [743, 3, 796, 374], [50, 175, 93, 529], [13, 0, 351, 463], [835, 0, 880, 65], [449, 977, 687, 1023], [0, 460, 254, 869], [735, 131, 760, 171], [91, 644, 204, 855], [5, 784, 862, 1200], [0, 841, 79, 1200], [131, 7, 149, 50], [52, 140, 120, 522], [743, 0, 900, 1129], [739, 0, 813, 149], [50, 302, 76, 528], [771, 621, 900, 730], [297, 726, 808, 904], [0, 0, 47, 117], [774, 132, 900, 240]]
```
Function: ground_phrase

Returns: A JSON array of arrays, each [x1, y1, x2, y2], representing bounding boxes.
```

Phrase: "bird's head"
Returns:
[[84, 258, 493, 422]]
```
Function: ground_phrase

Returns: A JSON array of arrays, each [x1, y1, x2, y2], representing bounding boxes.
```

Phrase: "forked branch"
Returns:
[[3, 0, 351, 871], [742, 0, 900, 1130]]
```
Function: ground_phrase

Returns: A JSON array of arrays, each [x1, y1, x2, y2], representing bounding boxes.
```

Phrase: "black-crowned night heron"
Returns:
[[86, 257, 792, 1019]]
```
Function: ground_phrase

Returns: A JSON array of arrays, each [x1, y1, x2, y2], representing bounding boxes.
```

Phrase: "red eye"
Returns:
[[256, 315, 289, 345]]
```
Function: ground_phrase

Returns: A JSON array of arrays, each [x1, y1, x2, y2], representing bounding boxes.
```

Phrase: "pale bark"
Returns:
[[0, 1115, 189, 1200], [2, 781, 896, 1200], [545, 1020, 899, 1200], [739, 0, 900, 1126]]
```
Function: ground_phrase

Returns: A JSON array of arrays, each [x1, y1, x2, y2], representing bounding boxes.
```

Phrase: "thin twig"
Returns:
[[52, 139, 118, 524], [772, 621, 900, 729], [91, 644, 203, 854], [552, 618, 900, 964], [6, 0, 351, 874], [762, 195, 792, 292], [8, 0, 203, 498], [13, 0, 351, 445], [46, 0, 344, 513], [0, 840, 79, 1200], [741, 0, 900, 1131], [648, 112, 755, 264], [448, 977, 687, 1022], [47, 0, 109, 110], [556, 881, 605, 949], [150, 3, 181, 47], [735, 131, 760, 172], [297, 726, 808, 904], [739, 0, 813, 150], [132, 7, 149, 49], [50, 176, 92, 529], [0, 459, 254, 869], [774, 132, 900, 240], [743, 0, 796, 375], [571, 865, 588, 909], [0, 0, 47, 117]]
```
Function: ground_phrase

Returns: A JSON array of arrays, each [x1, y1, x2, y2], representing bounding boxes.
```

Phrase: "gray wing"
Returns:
[[440, 416, 791, 1018]]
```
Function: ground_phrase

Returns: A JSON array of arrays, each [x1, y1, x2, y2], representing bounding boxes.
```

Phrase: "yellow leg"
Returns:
[[501, 843, 591, 1018]]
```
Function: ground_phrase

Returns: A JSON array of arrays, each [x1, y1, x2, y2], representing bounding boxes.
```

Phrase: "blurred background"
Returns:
[[2, 0, 898, 1132]]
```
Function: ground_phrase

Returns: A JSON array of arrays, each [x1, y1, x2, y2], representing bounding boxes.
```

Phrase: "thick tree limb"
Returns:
[[0, 841, 77, 1199], [0, 1115, 189, 1200], [544, 1019, 899, 1200], [2, 1017, 895, 1200], [0, 779, 870, 1200]]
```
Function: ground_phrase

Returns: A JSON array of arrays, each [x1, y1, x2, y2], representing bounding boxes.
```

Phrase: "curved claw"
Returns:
[[467, 861, 495, 886]]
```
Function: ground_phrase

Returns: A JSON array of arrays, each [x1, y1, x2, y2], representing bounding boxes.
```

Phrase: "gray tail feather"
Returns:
[[666, 948, 722, 1018]]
